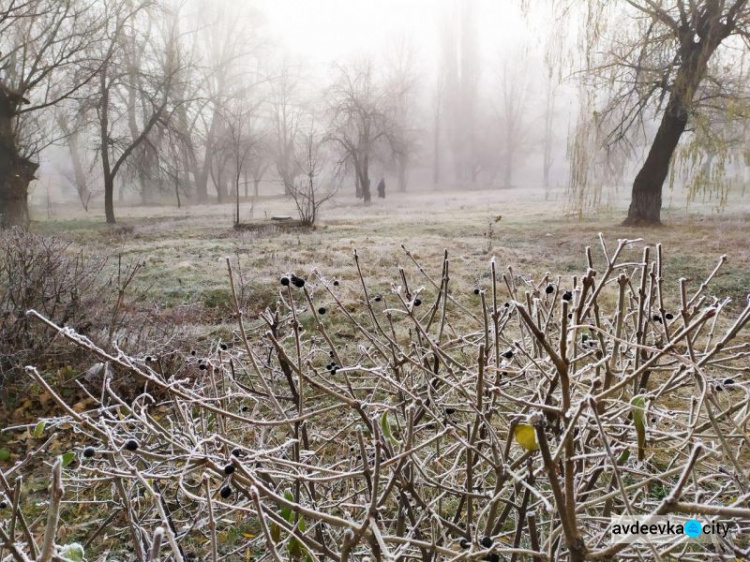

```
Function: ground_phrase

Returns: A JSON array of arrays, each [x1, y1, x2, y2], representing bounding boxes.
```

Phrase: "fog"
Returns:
[[2, 0, 747, 226]]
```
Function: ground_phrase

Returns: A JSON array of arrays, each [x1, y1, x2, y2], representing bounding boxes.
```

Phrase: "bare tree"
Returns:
[[495, 53, 531, 188], [439, 0, 480, 185], [0, 0, 108, 229], [268, 57, 303, 197], [327, 58, 395, 205], [57, 109, 99, 211], [191, 1, 264, 204], [91, 0, 182, 224], [222, 90, 262, 226], [288, 123, 341, 226], [384, 37, 421, 193], [246, 133, 271, 197]]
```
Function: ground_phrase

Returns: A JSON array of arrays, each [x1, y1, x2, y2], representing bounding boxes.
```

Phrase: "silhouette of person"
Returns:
[[377, 177, 386, 199]]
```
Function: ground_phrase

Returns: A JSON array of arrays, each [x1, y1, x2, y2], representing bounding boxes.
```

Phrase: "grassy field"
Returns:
[[31, 186, 750, 326], [6, 185, 750, 560]]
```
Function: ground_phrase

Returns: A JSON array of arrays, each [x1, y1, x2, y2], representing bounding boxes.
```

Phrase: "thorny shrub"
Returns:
[[8, 237, 750, 561]]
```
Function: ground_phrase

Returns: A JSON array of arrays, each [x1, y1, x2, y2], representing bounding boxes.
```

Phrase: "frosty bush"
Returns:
[[12, 237, 750, 561]]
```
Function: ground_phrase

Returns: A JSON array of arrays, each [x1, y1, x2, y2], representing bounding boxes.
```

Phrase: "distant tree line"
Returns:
[[2, 0, 749, 228]]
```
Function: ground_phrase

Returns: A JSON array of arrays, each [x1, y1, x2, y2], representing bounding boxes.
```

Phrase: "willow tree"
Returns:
[[577, 1, 750, 225]]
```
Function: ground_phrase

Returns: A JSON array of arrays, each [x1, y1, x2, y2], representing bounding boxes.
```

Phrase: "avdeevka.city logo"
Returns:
[[609, 516, 735, 544], [684, 519, 703, 538]]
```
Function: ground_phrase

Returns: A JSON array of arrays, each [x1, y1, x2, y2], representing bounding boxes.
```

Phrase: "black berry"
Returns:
[[231, 448, 242, 457], [474, 288, 480, 295], [562, 291, 573, 301], [665, 313, 674, 320], [545, 284, 554, 294], [318, 307, 327, 315], [280, 277, 290, 286], [224, 464, 235, 475], [460, 538, 469, 549], [333, 280, 339, 286], [291, 275, 305, 288], [503, 350, 514, 359], [653, 315, 662, 323], [481, 536, 493, 548], [191, 350, 196, 356], [124, 440, 139, 452], [715, 384, 724, 392], [374, 296, 382, 302], [241, 406, 249, 412], [504, 302, 510, 308], [145, 356, 152, 362], [414, 299, 422, 306], [220, 485, 232, 499], [83, 447, 96, 458], [723, 378, 735, 386], [199, 363, 207, 371], [220, 343, 227, 350], [0, 501, 7, 509], [445, 408, 456, 415]]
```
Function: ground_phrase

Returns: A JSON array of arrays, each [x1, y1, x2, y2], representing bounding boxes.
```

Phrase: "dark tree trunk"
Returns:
[[0, 89, 34, 230], [0, 157, 36, 230], [362, 177, 371, 204], [104, 174, 116, 224], [624, 98, 688, 225]]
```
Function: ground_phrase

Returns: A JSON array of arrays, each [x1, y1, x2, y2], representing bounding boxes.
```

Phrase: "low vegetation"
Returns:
[[4, 229, 750, 560]]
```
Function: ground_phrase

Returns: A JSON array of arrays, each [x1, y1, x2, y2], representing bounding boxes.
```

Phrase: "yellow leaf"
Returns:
[[242, 532, 254, 538], [513, 423, 539, 452]]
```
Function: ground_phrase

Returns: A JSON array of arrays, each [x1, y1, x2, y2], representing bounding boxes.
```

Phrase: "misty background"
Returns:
[[15, 0, 750, 220]]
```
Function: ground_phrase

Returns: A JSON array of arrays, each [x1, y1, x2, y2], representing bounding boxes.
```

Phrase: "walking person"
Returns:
[[377, 177, 386, 199]]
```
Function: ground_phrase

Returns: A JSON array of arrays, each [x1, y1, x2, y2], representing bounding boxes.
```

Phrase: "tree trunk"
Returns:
[[99, 62, 117, 225], [0, 90, 34, 229], [0, 158, 36, 230], [362, 177, 371, 204], [104, 174, 116, 224], [624, 97, 688, 225]]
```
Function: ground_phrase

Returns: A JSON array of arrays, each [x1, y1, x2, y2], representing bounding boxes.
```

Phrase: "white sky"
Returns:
[[257, 0, 531, 67]]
